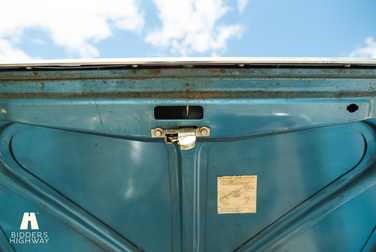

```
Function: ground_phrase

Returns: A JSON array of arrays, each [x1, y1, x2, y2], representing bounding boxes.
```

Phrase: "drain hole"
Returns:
[[347, 104, 359, 113], [154, 106, 203, 119]]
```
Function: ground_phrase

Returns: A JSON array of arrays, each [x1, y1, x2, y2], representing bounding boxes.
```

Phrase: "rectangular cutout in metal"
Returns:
[[154, 106, 203, 120]]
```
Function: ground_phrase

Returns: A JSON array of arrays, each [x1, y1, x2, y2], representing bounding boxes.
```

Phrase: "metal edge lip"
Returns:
[[1, 57, 376, 67]]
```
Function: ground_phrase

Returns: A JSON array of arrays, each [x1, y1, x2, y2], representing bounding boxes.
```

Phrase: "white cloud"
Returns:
[[146, 0, 243, 56], [0, 0, 144, 59], [0, 38, 32, 61], [350, 37, 376, 58], [31, 38, 45, 45], [237, 0, 249, 14]]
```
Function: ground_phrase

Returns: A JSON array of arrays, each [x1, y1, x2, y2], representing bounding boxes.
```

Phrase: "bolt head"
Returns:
[[200, 127, 208, 136], [154, 129, 163, 137]]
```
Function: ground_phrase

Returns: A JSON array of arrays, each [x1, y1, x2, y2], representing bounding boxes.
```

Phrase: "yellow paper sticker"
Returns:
[[217, 175, 257, 214]]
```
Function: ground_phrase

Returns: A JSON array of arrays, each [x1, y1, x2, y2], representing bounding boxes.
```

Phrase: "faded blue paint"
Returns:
[[0, 66, 375, 251]]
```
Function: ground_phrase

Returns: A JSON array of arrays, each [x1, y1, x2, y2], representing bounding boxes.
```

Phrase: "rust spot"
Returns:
[[149, 69, 161, 75], [94, 143, 98, 146], [222, 148, 225, 151], [137, 247, 144, 252], [340, 194, 344, 199], [277, 83, 279, 85], [271, 131, 275, 133], [211, 192, 214, 195], [33, 71, 38, 75], [41, 82, 45, 90], [236, 222, 241, 227], [39, 203, 47, 208], [89, 239, 105, 250], [14, 193, 24, 200], [220, 69, 225, 73], [109, 110, 112, 113], [185, 83, 189, 86]]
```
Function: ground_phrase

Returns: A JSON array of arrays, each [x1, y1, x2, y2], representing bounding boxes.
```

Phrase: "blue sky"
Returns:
[[0, 0, 375, 61]]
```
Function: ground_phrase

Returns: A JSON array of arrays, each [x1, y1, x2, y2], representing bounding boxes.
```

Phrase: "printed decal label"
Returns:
[[217, 175, 257, 214]]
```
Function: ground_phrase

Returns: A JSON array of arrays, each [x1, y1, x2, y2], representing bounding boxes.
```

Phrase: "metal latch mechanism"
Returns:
[[151, 127, 210, 150]]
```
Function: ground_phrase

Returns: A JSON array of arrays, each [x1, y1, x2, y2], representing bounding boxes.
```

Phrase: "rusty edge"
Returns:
[[0, 91, 374, 99], [1, 68, 376, 81]]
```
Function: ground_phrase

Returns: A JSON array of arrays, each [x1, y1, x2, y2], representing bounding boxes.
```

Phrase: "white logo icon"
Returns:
[[20, 212, 39, 230]]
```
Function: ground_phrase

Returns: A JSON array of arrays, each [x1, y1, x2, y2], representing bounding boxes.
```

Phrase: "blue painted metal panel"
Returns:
[[362, 226, 376, 252], [0, 187, 104, 252], [10, 127, 174, 252], [274, 186, 376, 252], [0, 63, 375, 251], [202, 126, 365, 251]]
